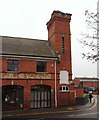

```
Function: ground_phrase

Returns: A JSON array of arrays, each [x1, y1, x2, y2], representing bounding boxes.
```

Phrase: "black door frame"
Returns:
[[2, 85, 24, 111]]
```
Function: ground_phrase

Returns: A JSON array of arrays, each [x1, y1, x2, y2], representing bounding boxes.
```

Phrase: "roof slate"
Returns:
[[0, 36, 58, 59]]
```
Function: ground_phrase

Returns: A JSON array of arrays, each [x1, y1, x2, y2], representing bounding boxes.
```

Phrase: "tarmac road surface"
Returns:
[[2, 95, 98, 120]]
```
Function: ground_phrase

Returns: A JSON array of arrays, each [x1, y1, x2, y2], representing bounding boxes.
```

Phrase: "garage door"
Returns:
[[31, 85, 51, 108]]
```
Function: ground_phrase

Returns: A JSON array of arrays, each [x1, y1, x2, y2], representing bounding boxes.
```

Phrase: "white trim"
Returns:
[[70, 90, 75, 92], [60, 86, 69, 92]]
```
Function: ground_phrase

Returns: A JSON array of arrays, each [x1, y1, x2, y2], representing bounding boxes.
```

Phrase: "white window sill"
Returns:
[[60, 90, 69, 92]]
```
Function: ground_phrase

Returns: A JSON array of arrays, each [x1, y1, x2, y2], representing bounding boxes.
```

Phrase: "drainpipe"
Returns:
[[54, 61, 57, 107]]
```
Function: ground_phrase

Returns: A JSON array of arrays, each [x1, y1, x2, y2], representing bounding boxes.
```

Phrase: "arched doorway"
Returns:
[[31, 85, 51, 108], [2, 85, 23, 111]]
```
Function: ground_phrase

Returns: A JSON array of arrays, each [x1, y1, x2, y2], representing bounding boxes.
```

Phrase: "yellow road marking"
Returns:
[[2, 98, 97, 117]]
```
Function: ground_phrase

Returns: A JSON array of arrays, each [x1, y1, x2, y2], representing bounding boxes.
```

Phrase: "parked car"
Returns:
[[89, 87, 97, 92]]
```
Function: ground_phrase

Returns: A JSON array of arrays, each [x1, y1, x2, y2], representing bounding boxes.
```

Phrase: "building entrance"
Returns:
[[31, 85, 51, 108], [2, 85, 23, 111]]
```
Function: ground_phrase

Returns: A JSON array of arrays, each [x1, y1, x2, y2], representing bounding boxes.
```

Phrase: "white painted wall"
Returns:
[[60, 70, 69, 84]]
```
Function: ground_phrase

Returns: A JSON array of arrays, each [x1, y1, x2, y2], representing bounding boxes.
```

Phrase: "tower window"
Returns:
[[60, 86, 69, 92], [62, 37, 64, 53]]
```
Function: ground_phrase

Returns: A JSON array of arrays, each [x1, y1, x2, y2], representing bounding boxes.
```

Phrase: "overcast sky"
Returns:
[[0, 0, 98, 78]]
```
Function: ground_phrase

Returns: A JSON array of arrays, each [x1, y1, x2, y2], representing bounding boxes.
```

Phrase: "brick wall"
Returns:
[[2, 11, 75, 110], [75, 87, 84, 98], [19, 60, 36, 72], [47, 11, 72, 81], [74, 78, 99, 89]]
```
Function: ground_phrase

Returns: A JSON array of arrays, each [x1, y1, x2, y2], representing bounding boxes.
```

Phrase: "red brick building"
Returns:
[[74, 77, 99, 88], [1, 11, 82, 110], [74, 77, 99, 93]]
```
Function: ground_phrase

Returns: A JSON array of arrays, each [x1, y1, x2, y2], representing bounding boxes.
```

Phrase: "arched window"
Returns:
[[60, 86, 69, 92]]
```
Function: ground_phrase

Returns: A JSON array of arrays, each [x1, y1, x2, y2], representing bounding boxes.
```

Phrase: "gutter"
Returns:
[[1, 54, 58, 61], [54, 61, 57, 107]]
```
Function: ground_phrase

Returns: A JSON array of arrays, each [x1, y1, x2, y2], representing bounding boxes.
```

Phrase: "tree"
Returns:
[[78, 10, 99, 62]]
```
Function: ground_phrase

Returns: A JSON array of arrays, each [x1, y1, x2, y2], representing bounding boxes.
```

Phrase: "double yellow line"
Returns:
[[2, 98, 97, 117]]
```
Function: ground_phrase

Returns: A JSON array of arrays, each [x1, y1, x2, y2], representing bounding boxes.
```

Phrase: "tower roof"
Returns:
[[46, 10, 72, 29]]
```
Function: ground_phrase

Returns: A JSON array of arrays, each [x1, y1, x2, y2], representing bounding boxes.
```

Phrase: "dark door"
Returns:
[[31, 85, 51, 108], [2, 85, 23, 111]]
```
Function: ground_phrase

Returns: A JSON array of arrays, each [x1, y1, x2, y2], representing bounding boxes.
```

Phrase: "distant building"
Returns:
[[74, 77, 99, 89], [1, 11, 83, 111]]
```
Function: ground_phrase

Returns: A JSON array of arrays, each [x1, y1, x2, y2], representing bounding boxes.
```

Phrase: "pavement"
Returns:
[[2, 96, 97, 118]]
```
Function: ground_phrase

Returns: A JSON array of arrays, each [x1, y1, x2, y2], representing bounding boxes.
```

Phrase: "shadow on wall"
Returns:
[[76, 94, 89, 105]]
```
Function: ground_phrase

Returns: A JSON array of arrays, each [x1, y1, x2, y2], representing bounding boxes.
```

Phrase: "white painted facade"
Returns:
[[60, 70, 69, 84]]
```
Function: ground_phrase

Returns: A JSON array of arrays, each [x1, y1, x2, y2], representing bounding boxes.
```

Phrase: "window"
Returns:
[[60, 70, 69, 84], [37, 61, 46, 72], [60, 86, 69, 92], [62, 37, 64, 53], [7, 59, 19, 71]]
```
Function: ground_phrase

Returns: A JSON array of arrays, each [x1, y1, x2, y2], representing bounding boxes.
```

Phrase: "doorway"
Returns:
[[2, 85, 23, 110], [31, 85, 51, 108]]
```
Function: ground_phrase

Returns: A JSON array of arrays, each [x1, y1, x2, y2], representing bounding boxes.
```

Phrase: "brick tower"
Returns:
[[47, 11, 72, 81]]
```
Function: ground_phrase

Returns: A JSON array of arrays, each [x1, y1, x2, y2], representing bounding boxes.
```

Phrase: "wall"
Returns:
[[75, 87, 84, 98], [47, 11, 72, 81], [74, 78, 99, 88], [2, 11, 75, 109]]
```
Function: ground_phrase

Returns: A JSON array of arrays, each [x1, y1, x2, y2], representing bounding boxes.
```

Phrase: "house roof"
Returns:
[[74, 77, 99, 82], [75, 77, 98, 80], [0, 36, 58, 59]]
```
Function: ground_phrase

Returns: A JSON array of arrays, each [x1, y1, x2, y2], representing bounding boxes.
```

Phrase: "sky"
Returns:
[[0, 0, 98, 78]]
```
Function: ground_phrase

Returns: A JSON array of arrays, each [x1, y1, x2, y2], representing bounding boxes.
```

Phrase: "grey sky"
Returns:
[[0, 0, 97, 78]]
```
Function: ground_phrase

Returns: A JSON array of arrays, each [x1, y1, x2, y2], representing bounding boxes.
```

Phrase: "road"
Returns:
[[2, 95, 98, 120]]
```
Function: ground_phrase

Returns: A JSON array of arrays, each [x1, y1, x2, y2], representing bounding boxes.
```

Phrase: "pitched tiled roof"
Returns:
[[0, 36, 58, 59]]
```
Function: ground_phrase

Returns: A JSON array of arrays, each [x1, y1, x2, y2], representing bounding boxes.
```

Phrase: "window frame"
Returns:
[[36, 61, 46, 72], [62, 36, 65, 53], [60, 86, 69, 92], [7, 59, 19, 72]]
